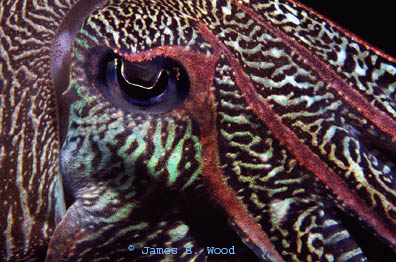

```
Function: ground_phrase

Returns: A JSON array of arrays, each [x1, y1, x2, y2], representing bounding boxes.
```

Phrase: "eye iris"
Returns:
[[116, 58, 169, 101], [97, 49, 189, 114]]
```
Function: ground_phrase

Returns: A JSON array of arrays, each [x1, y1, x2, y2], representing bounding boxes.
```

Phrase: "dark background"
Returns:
[[297, 1, 395, 58]]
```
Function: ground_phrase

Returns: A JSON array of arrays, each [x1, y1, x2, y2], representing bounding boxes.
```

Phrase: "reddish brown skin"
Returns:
[[196, 21, 396, 248], [48, 2, 396, 259], [115, 27, 286, 261], [113, 13, 396, 254], [230, 0, 396, 142]]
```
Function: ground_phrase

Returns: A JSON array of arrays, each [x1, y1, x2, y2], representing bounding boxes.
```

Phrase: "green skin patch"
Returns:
[[2, 0, 393, 261], [52, 0, 396, 261]]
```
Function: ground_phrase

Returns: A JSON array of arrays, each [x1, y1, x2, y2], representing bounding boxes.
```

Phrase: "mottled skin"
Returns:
[[0, 0, 72, 261], [1, 0, 396, 262]]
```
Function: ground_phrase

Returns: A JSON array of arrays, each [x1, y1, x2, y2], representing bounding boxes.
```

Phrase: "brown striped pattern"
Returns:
[[0, 0, 77, 261], [1, 0, 395, 261]]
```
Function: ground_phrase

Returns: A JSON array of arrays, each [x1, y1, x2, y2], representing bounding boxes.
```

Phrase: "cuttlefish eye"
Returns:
[[101, 55, 190, 113]]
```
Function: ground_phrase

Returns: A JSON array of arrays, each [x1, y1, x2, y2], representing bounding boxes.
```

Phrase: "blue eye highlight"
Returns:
[[99, 54, 189, 114]]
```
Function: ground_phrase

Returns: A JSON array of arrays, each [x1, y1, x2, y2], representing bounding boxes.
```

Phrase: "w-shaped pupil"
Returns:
[[100, 52, 189, 113], [116, 57, 169, 100]]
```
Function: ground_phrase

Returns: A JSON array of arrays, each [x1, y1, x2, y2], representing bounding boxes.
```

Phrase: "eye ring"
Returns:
[[95, 51, 190, 114]]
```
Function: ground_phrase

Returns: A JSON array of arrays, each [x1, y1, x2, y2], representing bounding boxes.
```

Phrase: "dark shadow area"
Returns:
[[333, 208, 396, 262], [298, 1, 395, 58], [132, 187, 261, 261]]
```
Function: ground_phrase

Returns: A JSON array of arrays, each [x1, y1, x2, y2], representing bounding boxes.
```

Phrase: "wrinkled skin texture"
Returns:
[[1, 0, 395, 262]]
